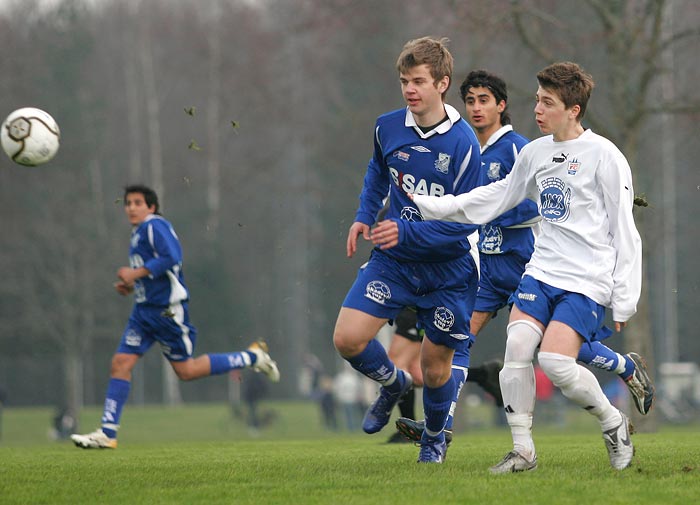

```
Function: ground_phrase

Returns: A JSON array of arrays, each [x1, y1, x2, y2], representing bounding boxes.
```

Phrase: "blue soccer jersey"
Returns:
[[128, 214, 188, 307], [354, 105, 484, 262], [477, 126, 538, 261]]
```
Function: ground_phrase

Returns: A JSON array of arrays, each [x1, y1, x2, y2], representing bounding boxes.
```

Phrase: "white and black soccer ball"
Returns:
[[1, 107, 60, 166]]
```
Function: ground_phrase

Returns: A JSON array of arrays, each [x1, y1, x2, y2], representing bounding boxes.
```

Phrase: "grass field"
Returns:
[[1, 403, 699, 504]]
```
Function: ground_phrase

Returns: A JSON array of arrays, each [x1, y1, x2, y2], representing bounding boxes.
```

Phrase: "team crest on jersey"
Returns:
[[567, 159, 581, 175], [539, 176, 571, 223], [400, 206, 423, 222], [410, 145, 431, 153], [480, 225, 503, 253], [487, 162, 501, 181], [434, 153, 450, 174], [393, 150, 410, 162], [365, 280, 391, 304], [433, 306, 455, 331]]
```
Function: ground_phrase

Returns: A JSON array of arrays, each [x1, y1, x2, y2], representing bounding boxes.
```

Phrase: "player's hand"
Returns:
[[371, 219, 399, 250], [117, 266, 137, 285], [114, 280, 134, 296], [614, 321, 627, 332], [346, 222, 371, 258]]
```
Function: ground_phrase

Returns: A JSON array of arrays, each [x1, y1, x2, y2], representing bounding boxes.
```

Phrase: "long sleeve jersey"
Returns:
[[129, 214, 189, 307], [477, 125, 538, 260], [414, 129, 642, 321], [354, 104, 484, 263]]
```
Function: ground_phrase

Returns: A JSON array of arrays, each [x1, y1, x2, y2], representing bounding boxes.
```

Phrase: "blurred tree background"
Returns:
[[0, 0, 698, 424]]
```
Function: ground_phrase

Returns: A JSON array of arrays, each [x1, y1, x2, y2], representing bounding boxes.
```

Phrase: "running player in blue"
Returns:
[[71, 185, 280, 449], [333, 37, 484, 463], [396, 70, 654, 445]]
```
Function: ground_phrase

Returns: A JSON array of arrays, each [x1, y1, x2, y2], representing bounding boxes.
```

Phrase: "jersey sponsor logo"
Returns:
[[393, 150, 410, 162], [487, 162, 501, 181], [125, 329, 142, 346], [517, 292, 537, 301], [552, 152, 568, 163], [433, 306, 455, 331], [539, 177, 571, 223], [480, 225, 503, 254], [389, 167, 446, 196], [410, 145, 431, 153], [567, 159, 581, 175], [400, 206, 423, 222], [365, 280, 391, 304], [435, 153, 451, 174]]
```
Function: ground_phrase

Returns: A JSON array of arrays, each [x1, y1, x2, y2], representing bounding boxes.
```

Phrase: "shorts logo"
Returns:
[[487, 162, 501, 181], [449, 333, 470, 341], [125, 329, 142, 346], [400, 206, 423, 222], [365, 280, 391, 304], [540, 177, 571, 223], [480, 224, 503, 254], [434, 306, 455, 331], [517, 293, 537, 302], [434, 153, 451, 174]]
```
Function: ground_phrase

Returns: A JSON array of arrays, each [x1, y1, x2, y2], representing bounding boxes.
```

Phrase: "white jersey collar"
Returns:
[[481, 124, 513, 153], [405, 103, 461, 139]]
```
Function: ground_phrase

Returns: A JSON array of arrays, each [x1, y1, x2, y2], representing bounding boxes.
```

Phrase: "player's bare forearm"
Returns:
[[117, 266, 150, 285]]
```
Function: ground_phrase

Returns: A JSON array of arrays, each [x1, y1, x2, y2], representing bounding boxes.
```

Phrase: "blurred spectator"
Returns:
[[334, 363, 365, 431]]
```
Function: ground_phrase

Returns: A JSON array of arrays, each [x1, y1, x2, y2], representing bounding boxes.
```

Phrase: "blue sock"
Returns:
[[423, 376, 455, 436], [445, 348, 469, 430], [208, 352, 254, 375], [577, 341, 632, 378], [346, 339, 401, 393], [101, 378, 131, 439]]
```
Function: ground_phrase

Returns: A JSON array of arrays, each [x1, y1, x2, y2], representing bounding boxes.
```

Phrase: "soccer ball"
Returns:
[[1, 107, 60, 166]]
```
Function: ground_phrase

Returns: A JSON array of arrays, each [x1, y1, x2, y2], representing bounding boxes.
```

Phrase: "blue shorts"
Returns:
[[117, 302, 198, 362], [474, 253, 527, 314], [510, 275, 612, 343], [342, 249, 477, 351]]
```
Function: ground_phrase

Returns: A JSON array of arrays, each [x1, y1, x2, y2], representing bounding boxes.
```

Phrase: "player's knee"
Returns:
[[333, 329, 366, 357], [538, 351, 578, 388], [110, 353, 137, 377], [504, 320, 542, 364]]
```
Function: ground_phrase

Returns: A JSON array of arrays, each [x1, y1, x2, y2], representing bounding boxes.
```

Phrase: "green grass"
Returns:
[[1, 403, 699, 504]]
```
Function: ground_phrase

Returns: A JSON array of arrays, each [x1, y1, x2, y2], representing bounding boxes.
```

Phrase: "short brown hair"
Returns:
[[396, 37, 453, 98], [536, 62, 595, 120]]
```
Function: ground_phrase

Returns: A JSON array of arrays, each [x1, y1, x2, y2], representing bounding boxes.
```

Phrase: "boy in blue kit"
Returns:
[[71, 185, 279, 449], [333, 37, 483, 463]]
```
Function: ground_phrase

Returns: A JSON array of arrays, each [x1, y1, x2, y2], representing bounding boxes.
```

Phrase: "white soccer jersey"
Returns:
[[414, 129, 642, 322]]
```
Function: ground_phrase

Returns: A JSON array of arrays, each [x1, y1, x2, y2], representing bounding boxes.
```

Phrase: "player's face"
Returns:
[[534, 85, 580, 141], [124, 192, 156, 226], [464, 86, 505, 135], [400, 64, 448, 125]]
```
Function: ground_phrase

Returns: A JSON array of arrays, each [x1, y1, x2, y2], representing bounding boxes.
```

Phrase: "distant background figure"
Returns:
[[319, 375, 338, 431], [334, 363, 366, 431]]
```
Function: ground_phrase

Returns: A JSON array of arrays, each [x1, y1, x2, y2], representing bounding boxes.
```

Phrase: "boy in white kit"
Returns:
[[411, 62, 642, 472]]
